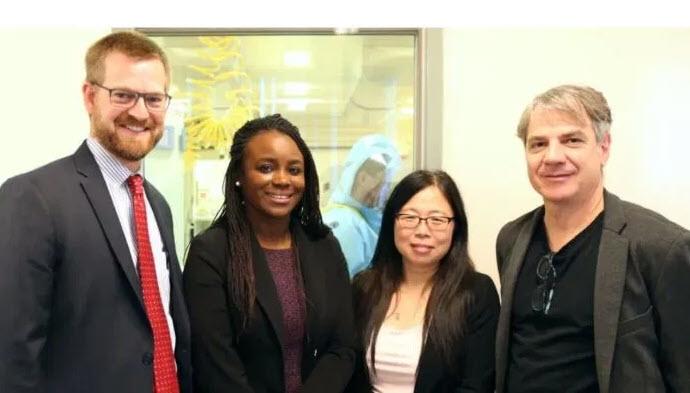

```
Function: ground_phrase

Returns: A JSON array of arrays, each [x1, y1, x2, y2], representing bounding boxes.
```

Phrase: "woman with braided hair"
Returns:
[[184, 114, 356, 392]]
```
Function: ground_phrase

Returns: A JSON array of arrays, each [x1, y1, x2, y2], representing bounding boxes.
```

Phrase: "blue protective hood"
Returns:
[[327, 134, 401, 231]]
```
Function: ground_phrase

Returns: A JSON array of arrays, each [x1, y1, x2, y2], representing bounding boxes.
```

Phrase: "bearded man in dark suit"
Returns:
[[0, 31, 191, 393]]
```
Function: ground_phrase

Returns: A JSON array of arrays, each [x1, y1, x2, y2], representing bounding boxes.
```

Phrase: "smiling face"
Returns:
[[240, 129, 306, 226], [83, 51, 167, 171], [525, 106, 610, 207], [394, 185, 455, 272]]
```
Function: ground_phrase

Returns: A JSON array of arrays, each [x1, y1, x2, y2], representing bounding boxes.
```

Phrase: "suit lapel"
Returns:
[[144, 182, 187, 328], [251, 233, 286, 350], [593, 191, 628, 393], [293, 225, 319, 347], [495, 209, 541, 392], [144, 182, 175, 270], [414, 339, 442, 393], [73, 142, 144, 306], [247, 225, 317, 361]]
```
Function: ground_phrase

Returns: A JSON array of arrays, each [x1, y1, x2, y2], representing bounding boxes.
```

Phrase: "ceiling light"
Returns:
[[283, 51, 311, 67], [286, 99, 308, 112], [399, 107, 414, 116], [283, 82, 311, 96], [334, 27, 358, 35]]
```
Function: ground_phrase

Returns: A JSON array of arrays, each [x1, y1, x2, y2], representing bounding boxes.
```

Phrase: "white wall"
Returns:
[[442, 28, 690, 285], [3, 28, 689, 283], [0, 28, 109, 184]]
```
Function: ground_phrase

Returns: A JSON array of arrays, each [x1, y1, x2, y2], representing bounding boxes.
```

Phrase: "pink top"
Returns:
[[366, 322, 424, 393]]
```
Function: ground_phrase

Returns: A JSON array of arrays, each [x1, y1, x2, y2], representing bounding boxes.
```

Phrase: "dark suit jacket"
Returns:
[[0, 142, 192, 393], [347, 271, 500, 393], [495, 191, 690, 393], [183, 222, 356, 392]]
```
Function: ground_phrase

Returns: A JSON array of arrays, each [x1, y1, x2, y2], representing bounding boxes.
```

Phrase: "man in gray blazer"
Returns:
[[495, 85, 690, 393], [0, 31, 191, 392]]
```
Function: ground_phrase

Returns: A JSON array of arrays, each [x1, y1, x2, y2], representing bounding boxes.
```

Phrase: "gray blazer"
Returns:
[[0, 142, 192, 393], [495, 191, 690, 393]]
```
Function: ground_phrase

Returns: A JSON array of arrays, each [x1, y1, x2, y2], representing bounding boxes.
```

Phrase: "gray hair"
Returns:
[[517, 84, 612, 143]]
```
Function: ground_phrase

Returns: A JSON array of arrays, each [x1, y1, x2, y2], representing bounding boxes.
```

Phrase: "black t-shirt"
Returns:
[[506, 212, 604, 393]]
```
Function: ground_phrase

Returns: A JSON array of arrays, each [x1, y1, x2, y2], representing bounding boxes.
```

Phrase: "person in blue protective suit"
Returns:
[[324, 134, 401, 277]]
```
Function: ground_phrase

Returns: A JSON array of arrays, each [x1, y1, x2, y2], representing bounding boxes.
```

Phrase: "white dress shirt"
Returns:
[[86, 137, 176, 348]]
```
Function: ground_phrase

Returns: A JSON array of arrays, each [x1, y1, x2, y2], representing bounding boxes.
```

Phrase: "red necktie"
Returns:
[[127, 175, 180, 393]]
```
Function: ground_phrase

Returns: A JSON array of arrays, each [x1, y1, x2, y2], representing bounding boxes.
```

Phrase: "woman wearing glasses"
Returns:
[[346, 170, 499, 393]]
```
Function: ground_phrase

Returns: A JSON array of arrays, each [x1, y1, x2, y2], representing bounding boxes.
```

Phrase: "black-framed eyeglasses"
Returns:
[[91, 82, 171, 112], [395, 213, 454, 231], [531, 252, 556, 315]]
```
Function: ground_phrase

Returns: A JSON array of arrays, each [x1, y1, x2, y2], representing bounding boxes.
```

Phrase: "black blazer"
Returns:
[[495, 191, 690, 393], [0, 142, 192, 393], [347, 271, 499, 393], [183, 221, 356, 392]]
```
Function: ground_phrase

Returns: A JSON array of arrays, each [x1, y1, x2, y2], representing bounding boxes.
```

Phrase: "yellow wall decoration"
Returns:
[[183, 36, 258, 154]]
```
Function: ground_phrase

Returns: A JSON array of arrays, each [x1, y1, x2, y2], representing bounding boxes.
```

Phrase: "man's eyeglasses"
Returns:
[[531, 252, 556, 315], [395, 214, 454, 231], [91, 82, 171, 112]]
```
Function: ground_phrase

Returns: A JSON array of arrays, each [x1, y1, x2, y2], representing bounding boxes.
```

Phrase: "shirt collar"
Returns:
[[86, 137, 143, 186]]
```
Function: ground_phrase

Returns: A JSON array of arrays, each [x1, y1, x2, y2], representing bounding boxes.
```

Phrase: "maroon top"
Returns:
[[263, 248, 306, 393]]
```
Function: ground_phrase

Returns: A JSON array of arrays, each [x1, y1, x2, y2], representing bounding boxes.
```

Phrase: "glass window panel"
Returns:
[[143, 32, 418, 267]]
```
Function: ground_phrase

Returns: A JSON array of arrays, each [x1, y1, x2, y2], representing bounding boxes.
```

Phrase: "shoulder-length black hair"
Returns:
[[353, 169, 476, 372], [211, 113, 329, 331]]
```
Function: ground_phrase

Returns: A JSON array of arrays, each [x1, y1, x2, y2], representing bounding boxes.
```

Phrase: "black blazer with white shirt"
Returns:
[[346, 270, 499, 393]]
